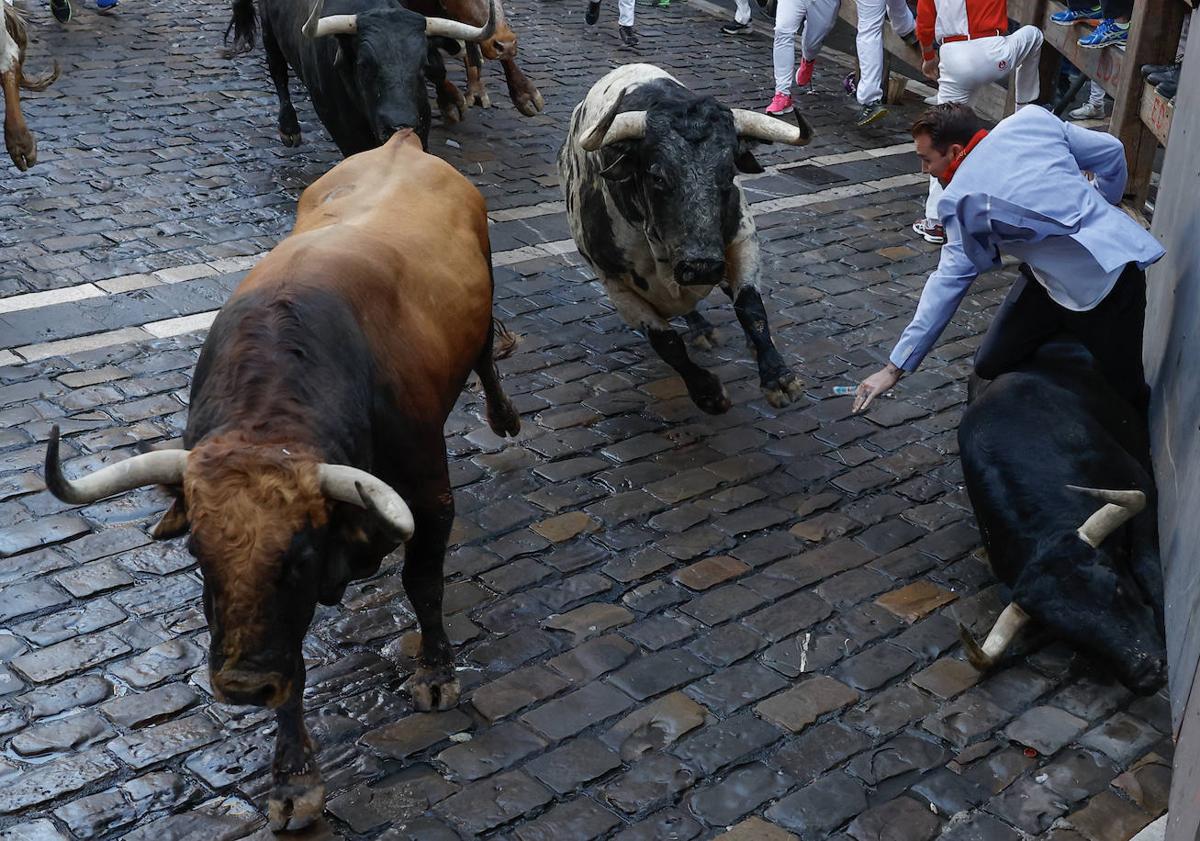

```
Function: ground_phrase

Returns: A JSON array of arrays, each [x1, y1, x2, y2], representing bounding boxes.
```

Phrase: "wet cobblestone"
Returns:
[[0, 0, 1174, 834]]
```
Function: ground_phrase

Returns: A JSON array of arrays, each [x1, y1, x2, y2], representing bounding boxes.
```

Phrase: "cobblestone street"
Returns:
[[0, 0, 1175, 838]]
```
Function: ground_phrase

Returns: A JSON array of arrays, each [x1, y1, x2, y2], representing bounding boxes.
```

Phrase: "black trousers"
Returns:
[[974, 262, 1149, 415]]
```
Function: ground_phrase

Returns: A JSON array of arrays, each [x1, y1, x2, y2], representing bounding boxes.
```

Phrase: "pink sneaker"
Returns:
[[765, 92, 794, 115], [794, 58, 815, 87]]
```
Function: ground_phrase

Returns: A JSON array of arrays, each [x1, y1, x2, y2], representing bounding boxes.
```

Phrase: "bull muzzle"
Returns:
[[212, 667, 292, 709]]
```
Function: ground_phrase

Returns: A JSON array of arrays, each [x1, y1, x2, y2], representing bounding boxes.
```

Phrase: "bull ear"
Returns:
[[734, 140, 764, 174], [598, 151, 636, 183], [151, 491, 190, 540]]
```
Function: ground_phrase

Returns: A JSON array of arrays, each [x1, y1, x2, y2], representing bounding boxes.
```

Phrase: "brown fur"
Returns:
[[184, 434, 327, 662]]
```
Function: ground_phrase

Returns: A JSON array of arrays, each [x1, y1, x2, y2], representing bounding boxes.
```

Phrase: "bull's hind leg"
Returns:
[[683, 309, 720, 351], [262, 23, 301, 147], [402, 461, 460, 710], [474, 320, 521, 437], [267, 680, 324, 832]]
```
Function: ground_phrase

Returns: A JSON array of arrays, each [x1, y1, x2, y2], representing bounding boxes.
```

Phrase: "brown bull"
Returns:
[[2, 6, 59, 170], [406, 0, 544, 118], [45, 130, 520, 830]]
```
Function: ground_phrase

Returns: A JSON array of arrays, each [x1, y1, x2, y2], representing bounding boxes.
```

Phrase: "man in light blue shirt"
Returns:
[[853, 103, 1165, 415]]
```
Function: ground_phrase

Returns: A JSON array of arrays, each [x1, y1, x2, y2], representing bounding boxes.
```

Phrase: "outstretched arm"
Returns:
[[854, 223, 979, 412]]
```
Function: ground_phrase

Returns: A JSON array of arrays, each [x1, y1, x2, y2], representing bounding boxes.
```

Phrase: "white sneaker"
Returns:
[[1068, 101, 1105, 120]]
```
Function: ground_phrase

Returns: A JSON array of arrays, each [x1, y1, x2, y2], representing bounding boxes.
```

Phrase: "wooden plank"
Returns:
[[1139, 80, 1173, 145], [1112, 0, 1187, 204], [1009, 0, 1127, 99]]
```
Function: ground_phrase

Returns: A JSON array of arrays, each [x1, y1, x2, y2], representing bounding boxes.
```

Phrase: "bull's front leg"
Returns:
[[268, 680, 324, 832], [262, 24, 301, 146], [2, 68, 35, 170], [464, 44, 491, 109], [649, 328, 731, 414], [726, 229, 803, 408], [426, 42, 467, 123], [607, 282, 730, 414], [500, 56, 544, 116], [402, 474, 459, 710]]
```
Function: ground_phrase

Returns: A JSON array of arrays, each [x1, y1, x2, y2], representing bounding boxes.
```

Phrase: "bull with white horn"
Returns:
[[46, 128, 521, 829], [225, 0, 496, 153], [559, 64, 813, 414], [956, 336, 1166, 694]]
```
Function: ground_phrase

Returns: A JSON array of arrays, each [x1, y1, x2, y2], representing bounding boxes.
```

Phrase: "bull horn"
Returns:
[[579, 89, 648, 152], [958, 602, 1030, 671], [318, 464, 414, 541], [1067, 485, 1147, 548], [45, 425, 188, 504], [425, 0, 497, 43], [731, 108, 813, 146], [303, 0, 357, 38]]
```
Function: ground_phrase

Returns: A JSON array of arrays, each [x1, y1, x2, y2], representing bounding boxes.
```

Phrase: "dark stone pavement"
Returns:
[[0, 0, 1173, 838]]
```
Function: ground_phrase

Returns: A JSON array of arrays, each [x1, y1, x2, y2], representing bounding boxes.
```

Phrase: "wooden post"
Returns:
[[1110, 0, 1186, 205]]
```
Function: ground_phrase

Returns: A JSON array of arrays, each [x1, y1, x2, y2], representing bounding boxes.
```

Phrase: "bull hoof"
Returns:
[[514, 87, 545, 116], [487, 397, 521, 438], [686, 377, 731, 415], [406, 666, 461, 711], [268, 772, 326, 832], [6, 131, 36, 172], [279, 130, 303, 147], [440, 100, 466, 124], [466, 86, 492, 109], [762, 370, 804, 407], [687, 326, 719, 351]]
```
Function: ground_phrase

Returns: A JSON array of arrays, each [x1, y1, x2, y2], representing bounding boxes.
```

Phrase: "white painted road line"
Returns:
[[0, 284, 108, 315], [5, 171, 928, 364]]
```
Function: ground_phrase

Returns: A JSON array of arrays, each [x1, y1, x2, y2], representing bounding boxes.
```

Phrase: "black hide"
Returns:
[[592, 78, 756, 286], [230, 0, 433, 153], [958, 336, 1166, 694]]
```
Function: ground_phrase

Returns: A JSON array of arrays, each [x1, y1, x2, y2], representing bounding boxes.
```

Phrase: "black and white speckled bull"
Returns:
[[957, 336, 1166, 695], [558, 64, 813, 414]]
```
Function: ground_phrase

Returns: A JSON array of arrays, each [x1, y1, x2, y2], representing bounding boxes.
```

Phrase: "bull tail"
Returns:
[[20, 61, 60, 92], [225, 0, 258, 56], [2, 8, 58, 91], [491, 318, 518, 360]]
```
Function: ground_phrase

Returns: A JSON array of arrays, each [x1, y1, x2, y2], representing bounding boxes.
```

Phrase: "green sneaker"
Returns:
[[656, 0, 670, 9]]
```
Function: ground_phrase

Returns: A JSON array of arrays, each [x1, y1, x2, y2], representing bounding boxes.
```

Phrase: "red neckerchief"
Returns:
[[941, 129, 990, 184]]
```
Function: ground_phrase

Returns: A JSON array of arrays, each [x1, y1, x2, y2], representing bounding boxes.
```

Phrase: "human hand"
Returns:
[[922, 58, 939, 81], [852, 365, 902, 413]]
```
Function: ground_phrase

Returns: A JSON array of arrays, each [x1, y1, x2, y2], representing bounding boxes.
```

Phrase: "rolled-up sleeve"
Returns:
[[888, 224, 980, 372]]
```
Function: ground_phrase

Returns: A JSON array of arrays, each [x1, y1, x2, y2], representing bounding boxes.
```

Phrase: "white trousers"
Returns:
[[735, 0, 752, 25], [924, 26, 1043, 220], [773, 0, 841, 92], [618, 0, 634, 27], [854, 0, 915, 105]]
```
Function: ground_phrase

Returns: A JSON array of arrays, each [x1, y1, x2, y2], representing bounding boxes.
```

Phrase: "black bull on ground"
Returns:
[[957, 336, 1167, 695], [44, 131, 521, 831]]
